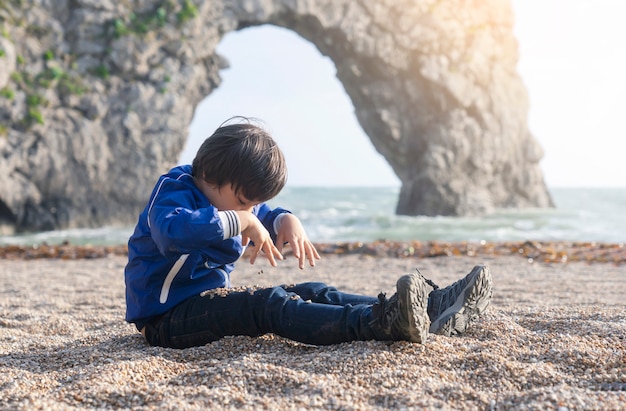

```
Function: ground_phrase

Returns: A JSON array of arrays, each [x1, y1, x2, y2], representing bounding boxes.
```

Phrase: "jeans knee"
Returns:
[[280, 282, 338, 304]]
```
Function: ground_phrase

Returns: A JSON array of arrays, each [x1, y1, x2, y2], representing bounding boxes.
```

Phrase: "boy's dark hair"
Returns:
[[192, 117, 287, 202]]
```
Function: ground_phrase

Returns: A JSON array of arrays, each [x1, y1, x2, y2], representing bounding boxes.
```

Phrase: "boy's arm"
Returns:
[[275, 214, 321, 269], [236, 210, 283, 267], [253, 203, 291, 242], [147, 181, 234, 255], [253, 203, 320, 269]]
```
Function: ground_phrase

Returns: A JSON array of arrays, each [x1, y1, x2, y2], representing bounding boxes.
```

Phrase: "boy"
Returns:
[[124, 117, 493, 348]]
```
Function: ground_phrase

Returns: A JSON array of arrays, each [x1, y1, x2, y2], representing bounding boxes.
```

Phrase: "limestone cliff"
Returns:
[[0, 0, 553, 233]]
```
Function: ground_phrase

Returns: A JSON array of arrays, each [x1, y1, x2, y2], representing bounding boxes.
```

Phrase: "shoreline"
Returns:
[[1, 239, 624, 264]]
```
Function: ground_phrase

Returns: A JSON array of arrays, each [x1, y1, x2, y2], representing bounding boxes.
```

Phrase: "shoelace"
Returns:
[[377, 292, 386, 305], [376, 292, 398, 330], [415, 268, 440, 291]]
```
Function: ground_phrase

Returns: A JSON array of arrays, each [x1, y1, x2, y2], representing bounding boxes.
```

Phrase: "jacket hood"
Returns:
[[168, 164, 193, 180]]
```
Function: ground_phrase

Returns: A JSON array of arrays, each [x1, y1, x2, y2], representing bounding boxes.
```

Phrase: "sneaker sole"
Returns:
[[429, 265, 493, 336], [397, 274, 430, 344]]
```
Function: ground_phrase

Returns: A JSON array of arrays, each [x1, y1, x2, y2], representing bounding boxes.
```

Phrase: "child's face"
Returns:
[[195, 179, 256, 212]]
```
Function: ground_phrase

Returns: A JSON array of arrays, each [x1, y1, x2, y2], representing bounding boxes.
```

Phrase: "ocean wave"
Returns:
[[2, 187, 624, 246]]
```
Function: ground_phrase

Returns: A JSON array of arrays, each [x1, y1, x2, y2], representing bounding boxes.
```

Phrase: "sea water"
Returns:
[[1, 187, 624, 246]]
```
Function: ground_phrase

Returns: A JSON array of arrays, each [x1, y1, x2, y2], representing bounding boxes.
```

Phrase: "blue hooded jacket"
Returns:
[[124, 165, 289, 330]]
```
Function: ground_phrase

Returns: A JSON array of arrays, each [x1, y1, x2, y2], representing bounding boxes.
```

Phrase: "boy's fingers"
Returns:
[[312, 243, 321, 259], [313, 244, 321, 259], [249, 243, 264, 265], [303, 242, 319, 267], [307, 251, 315, 267], [266, 255, 277, 267], [264, 242, 283, 267], [273, 243, 284, 261], [288, 239, 300, 259], [310, 243, 321, 261], [295, 240, 307, 269], [300, 244, 307, 269], [276, 234, 284, 254]]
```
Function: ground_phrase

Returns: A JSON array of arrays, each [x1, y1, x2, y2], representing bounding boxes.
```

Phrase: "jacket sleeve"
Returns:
[[147, 178, 227, 256]]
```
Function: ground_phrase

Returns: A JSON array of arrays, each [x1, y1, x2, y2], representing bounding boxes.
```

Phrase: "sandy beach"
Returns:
[[1, 248, 624, 410]]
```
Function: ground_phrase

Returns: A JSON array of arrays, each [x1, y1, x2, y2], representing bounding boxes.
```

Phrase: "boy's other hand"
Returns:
[[237, 211, 283, 266], [276, 214, 321, 269]]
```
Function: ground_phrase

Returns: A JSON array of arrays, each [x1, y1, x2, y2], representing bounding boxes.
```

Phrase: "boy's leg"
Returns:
[[282, 282, 379, 306], [144, 274, 430, 348], [426, 265, 493, 336], [275, 276, 429, 344], [143, 286, 379, 348]]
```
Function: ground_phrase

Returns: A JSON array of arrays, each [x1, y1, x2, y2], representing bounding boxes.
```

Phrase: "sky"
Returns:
[[179, 0, 626, 188]]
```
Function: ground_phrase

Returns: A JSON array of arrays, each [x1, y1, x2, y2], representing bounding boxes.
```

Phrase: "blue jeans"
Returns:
[[143, 282, 381, 348]]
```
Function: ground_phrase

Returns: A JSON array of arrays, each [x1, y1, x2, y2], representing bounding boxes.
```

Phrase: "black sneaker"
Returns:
[[371, 273, 430, 343], [426, 265, 493, 336]]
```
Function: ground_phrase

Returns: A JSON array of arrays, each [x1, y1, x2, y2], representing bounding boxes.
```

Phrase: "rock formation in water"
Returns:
[[0, 0, 553, 233]]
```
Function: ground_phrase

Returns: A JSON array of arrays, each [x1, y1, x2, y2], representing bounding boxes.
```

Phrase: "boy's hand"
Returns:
[[276, 214, 321, 269], [236, 211, 283, 266]]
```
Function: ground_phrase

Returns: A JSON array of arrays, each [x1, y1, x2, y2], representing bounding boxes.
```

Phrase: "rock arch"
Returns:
[[0, 0, 552, 233]]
